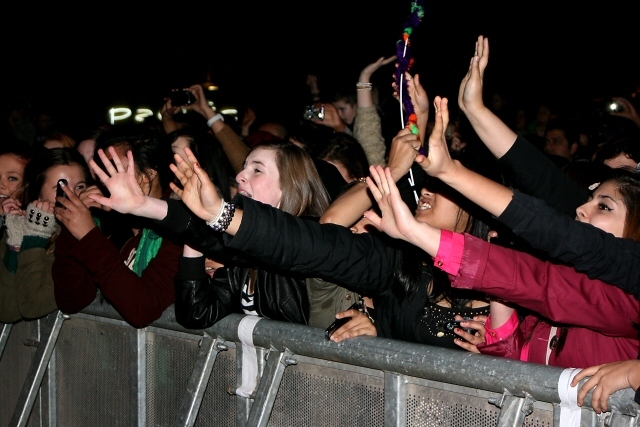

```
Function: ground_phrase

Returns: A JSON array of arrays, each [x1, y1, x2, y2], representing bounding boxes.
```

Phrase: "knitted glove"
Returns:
[[4, 213, 26, 249], [24, 203, 57, 240]]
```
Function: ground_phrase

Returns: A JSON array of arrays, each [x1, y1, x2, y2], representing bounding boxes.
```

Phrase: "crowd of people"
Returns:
[[2, 35, 640, 416]]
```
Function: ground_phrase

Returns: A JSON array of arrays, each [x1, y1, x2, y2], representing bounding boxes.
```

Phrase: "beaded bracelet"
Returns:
[[356, 82, 373, 90], [206, 201, 236, 233]]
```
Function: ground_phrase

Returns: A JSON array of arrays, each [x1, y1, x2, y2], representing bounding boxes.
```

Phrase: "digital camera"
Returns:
[[303, 105, 325, 121], [169, 89, 195, 107]]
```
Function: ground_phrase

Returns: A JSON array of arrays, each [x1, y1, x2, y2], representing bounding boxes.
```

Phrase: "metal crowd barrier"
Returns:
[[1, 298, 638, 427]]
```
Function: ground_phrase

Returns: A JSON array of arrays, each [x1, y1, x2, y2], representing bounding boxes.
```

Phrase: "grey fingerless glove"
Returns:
[[4, 213, 25, 249], [24, 203, 57, 240]]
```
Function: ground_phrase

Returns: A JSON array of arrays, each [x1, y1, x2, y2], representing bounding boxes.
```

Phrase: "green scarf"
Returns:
[[132, 228, 163, 276]]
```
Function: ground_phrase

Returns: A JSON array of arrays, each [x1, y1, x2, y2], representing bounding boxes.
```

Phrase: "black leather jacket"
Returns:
[[157, 198, 309, 329]]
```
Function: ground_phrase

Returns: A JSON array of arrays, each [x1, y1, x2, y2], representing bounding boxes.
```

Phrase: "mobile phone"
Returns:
[[440, 319, 477, 335], [55, 179, 68, 209], [324, 316, 351, 340]]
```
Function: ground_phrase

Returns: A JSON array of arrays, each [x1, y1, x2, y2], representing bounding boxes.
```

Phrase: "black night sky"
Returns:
[[2, 2, 639, 137]]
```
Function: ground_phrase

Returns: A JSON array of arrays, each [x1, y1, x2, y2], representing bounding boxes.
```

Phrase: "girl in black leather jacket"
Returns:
[[168, 138, 330, 329]]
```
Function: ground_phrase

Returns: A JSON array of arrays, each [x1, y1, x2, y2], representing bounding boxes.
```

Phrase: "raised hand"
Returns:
[[458, 35, 489, 115], [169, 147, 223, 223], [54, 181, 98, 240], [185, 84, 212, 118], [88, 147, 149, 216], [571, 359, 640, 414], [386, 127, 423, 180], [365, 165, 419, 241], [312, 102, 347, 133], [610, 97, 640, 128], [360, 55, 397, 81], [365, 164, 442, 256], [406, 73, 429, 120], [414, 96, 457, 179]]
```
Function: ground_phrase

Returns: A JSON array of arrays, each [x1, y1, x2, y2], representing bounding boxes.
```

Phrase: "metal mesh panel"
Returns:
[[194, 347, 237, 427], [55, 317, 133, 427], [0, 322, 37, 427], [406, 382, 554, 427], [523, 409, 553, 427], [145, 331, 200, 426], [406, 383, 499, 427], [268, 362, 384, 427]]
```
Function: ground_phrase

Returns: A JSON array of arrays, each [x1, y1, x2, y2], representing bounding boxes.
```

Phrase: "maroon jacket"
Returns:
[[52, 225, 181, 328], [449, 234, 640, 369]]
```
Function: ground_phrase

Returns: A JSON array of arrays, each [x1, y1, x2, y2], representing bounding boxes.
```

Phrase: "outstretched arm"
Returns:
[[415, 96, 514, 218], [354, 55, 397, 167], [458, 35, 518, 158], [320, 126, 423, 227]]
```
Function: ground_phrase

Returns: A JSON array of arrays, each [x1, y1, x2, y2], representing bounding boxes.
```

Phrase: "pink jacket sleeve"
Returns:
[[446, 234, 640, 339]]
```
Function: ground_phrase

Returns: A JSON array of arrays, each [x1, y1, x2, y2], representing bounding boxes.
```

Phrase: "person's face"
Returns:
[[604, 153, 638, 169], [170, 136, 190, 162], [544, 129, 574, 160], [448, 130, 466, 153], [0, 154, 25, 199], [77, 139, 96, 164], [40, 164, 87, 204], [414, 187, 468, 232], [332, 100, 357, 126], [576, 181, 627, 238], [235, 147, 282, 208]]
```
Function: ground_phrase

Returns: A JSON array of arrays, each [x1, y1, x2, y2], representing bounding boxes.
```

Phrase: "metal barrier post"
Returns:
[[9, 311, 66, 427], [245, 349, 295, 427], [0, 323, 12, 360], [493, 390, 534, 427], [384, 372, 408, 427], [233, 346, 267, 425], [132, 328, 147, 427], [174, 335, 226, 427]]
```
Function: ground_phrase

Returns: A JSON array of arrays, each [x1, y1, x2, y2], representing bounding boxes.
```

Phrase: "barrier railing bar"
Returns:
[[9, 311, 66, 427], [174, 335, 223, 427], [246, 349, 293, 427], [384, 372, 408, 427], [18, 299, 636, 421]]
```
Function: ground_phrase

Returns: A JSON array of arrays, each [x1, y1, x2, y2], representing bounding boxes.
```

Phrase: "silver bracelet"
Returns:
[[356, 82, 373, 90], [206, 201, 227, 228], [206, 201, 236, 233]]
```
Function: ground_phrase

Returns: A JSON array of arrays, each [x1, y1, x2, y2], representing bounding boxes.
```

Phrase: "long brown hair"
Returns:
[[252, 140, 330, 217]]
